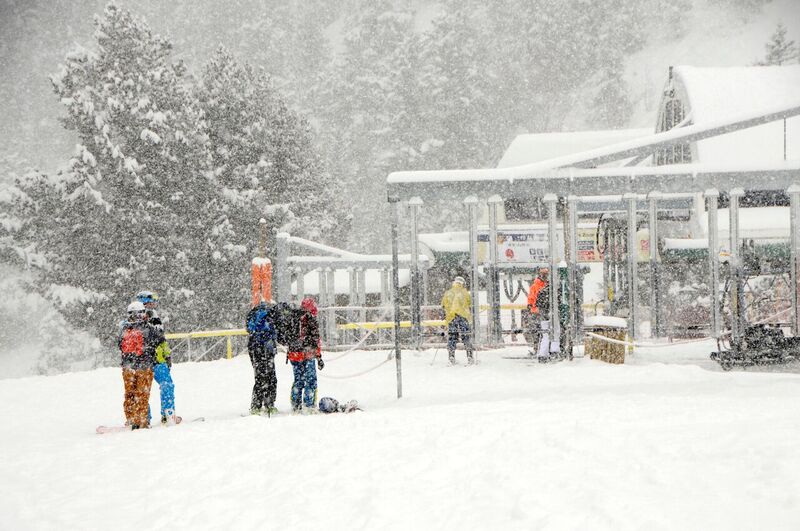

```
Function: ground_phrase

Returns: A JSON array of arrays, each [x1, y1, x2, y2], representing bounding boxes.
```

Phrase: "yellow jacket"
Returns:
[[441, 282, 472, 324]]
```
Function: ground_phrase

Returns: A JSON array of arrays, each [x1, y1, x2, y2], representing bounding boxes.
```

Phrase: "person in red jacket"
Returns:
[[288, 297, 323, 412], [524, 268, 549, 352]]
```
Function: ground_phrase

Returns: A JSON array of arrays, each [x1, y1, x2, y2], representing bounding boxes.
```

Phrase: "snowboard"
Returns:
[[96, 416, 202, 434]]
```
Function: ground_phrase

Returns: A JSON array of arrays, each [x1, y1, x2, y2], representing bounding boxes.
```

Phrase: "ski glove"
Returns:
[[317, 358, 325, 370], [166, 356, 172, 369]]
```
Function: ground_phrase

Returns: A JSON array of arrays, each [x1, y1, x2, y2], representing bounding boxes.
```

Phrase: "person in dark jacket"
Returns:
[[117, 301, 163, 429], [246, 301, 278, 415], [288, 297, 323, 412], [137, 290, 178, 425]]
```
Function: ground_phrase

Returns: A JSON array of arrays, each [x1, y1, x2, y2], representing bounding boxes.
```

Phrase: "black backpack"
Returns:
[[273, 302, 304, 348], [535, 284, 551, 315]]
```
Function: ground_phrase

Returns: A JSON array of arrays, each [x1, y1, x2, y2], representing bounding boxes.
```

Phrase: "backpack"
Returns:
[[319, 397, 361, 414], [247, 305, 275, 343], [273, 302, 304, 348], [535, 284, 550, 315], [120, 326, 144, 355]]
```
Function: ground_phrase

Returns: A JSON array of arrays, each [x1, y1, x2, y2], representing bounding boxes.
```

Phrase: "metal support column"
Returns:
[[357, 267, 367, 336], [409, 197, 423, 349], [326, 267, 336, 345], [729, 188, 745, 343], [487, 195, 503, 344], [295, 267, 305, 304], [704, 189, 720, 339], [624, 192, 638, 341], [789, 185, 800, 335], [318, 268, 328, 343], [464, 197, 480, 346], [380, 267, 389, 307], [543, 194, 560, 349], [275, 232, 289, 302], [389, 197, 402, 398], [647, 191, 662, 337], [567, 195, 579, 348], [348, 266, 358, 337]]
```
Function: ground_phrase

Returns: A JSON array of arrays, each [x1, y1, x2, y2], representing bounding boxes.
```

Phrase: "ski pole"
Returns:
[[430, 347, 440, 366]]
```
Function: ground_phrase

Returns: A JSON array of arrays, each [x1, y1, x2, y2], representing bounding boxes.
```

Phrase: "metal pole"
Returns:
[[729, 188, 744, 343], [624, 192, 638, 341], [421, 266, 429, 306], [788, 184, 800, 335], [347, 266, 357, 343], [464, 197, 480, 346], [567, 195, 579, 347], [389, 197, 402, 398], [409, 197, 423, 349], [543, 194, 560, 350], [380, 267, 389, 306], [647, 191, 661, 337], [704, 189, 720, 339], [258, 217, 268, 258], [318, 268, 328, 344], [295, 267, 305, 304], [326, 267, 336, 346], [487, 195, 503, 344], [275, 232, 289, 302], [603, 224, 611, 314], [357, 267, 367, 337]]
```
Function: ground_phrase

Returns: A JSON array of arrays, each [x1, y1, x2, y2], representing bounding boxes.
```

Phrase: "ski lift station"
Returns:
[[273, 64, 800, 377]]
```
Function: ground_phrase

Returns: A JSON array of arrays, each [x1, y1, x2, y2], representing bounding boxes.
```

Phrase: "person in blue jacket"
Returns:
[[137, 290, 179, 425], [246, 301, 278, 415]]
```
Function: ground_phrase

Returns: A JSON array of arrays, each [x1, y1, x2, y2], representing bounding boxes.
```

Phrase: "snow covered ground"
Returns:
[[1, 341, 800, 530]]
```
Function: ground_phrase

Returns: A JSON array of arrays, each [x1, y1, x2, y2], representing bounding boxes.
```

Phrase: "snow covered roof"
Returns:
[[668, 65, 800, 164], [497, 128, 652, 169], [418, 231, 469, 254]]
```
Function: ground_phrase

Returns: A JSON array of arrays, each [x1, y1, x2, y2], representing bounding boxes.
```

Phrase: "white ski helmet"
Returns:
[[127, 301, 146, 314]]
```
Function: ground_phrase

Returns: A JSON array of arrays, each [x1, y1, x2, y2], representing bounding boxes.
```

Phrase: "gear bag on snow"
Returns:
[[319, 397, 361, 414]]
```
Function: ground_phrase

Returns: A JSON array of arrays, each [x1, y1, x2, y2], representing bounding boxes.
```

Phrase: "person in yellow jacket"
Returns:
[[441, 276, 475, 365]]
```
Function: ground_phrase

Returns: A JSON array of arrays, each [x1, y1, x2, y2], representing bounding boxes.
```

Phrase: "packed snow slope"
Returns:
[[1, 343, 800, 530]]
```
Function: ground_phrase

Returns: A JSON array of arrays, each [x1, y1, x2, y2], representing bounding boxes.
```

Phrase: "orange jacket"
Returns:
[[527, 278, 548, 314]]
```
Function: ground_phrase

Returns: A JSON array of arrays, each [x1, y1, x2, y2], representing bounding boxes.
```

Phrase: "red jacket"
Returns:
[[288, 297, 322, 362], [527, 278, 548, 314]]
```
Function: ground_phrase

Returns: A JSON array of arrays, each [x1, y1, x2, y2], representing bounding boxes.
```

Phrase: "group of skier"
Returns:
[[116, 291, 176, 430], [246, 296, 328, 415], [114, 290, 359, 429]]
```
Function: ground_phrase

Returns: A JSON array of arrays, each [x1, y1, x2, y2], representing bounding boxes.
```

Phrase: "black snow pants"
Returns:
[[249, 340, 277, 410]]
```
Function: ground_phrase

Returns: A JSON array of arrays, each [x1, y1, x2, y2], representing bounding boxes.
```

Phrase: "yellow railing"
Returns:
[[479, 303, 599, 311], [337, 319, 446, 331], [165, 329, 247, 360], [165, 329, 248, 340]]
